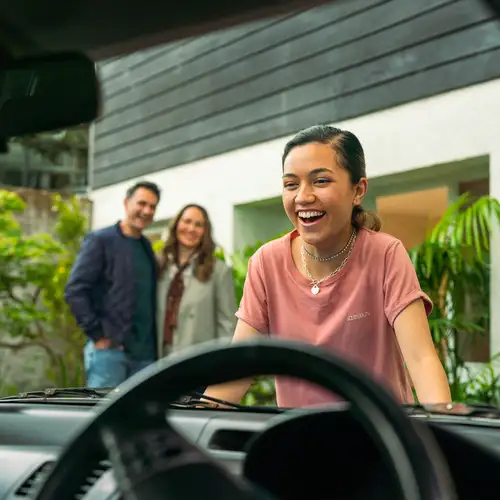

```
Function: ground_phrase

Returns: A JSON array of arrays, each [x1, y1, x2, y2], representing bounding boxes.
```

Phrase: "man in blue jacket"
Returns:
[[65, 181, 161, 388]]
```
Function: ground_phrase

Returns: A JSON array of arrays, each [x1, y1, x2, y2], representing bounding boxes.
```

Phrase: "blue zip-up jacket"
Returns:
[[64, 222, 158, 357]]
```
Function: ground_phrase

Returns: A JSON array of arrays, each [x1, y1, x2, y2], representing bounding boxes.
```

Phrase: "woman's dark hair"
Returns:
[[158, 204, 216, 282], [282, 124, 381, 232]]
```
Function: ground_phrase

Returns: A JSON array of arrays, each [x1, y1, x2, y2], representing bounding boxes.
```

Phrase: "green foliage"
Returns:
[[429, 193, 500, 261], [0, 190, 89, 393], [409, 194, 498, 402], [218, 232, 290, 306], [454, 354, 500, 406], [42, 195, 89, 387], [242, 376, 277, 406], [152, 239, 164, 254]]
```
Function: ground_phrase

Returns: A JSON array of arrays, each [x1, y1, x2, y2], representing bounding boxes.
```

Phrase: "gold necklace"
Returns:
[[303, 230, 355, 262], [300, 232, 357, 295]]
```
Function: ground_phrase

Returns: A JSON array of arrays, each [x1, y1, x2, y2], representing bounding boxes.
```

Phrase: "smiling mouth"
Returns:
[[297, 210, 326, 225]]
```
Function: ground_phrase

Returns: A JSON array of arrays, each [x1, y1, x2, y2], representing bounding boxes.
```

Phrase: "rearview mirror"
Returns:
[[0, 52, 99, 138]]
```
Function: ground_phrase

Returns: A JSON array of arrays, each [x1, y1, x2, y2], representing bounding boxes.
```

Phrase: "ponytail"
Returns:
[[352, 205, 381, 232]]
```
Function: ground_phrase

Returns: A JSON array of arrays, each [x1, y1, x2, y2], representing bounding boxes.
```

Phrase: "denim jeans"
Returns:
[[83, 341, 155, 388]]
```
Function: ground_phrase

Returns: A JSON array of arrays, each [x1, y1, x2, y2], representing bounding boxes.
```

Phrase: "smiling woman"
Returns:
[[203, 124, 451, 408], [156, 204, 237, 359]]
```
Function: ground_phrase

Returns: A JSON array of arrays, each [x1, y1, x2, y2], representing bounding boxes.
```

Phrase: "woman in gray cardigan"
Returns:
[[156, 204, 237, 358]]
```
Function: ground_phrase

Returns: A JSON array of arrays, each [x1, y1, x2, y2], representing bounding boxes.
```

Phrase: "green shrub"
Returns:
[[0, 190, 89, 393]]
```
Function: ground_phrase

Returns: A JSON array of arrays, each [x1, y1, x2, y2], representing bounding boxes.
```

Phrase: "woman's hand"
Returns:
[[202, 319, 263, 405]]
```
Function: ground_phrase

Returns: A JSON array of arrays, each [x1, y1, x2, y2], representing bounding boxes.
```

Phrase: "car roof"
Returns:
[[0, 0, 334, 60], [0, 1, 496, 61]]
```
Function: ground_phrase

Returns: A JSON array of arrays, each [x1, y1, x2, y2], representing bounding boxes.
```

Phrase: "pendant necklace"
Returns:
[[301, 231, 356, 295], [302, 230, 355, 262]]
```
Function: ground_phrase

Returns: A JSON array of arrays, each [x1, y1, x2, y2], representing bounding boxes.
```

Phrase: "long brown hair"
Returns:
[[282, 125, 381, 232], [158, 204, 216, 282]]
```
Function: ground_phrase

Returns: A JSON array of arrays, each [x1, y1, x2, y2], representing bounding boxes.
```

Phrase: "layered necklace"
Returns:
[[301, 230, 357, 295]]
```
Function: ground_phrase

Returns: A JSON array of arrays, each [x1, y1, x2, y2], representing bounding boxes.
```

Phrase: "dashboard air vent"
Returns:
[[74, 459, 111, 500], [14, 461, 55, 497], [208, 429, 256, 452]]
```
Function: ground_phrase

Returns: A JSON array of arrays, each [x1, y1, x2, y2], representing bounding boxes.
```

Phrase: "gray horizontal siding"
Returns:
[[93, 0, 500, 189]]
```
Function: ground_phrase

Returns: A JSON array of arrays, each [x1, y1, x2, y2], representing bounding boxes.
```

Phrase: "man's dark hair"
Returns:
[[126, 181, 161, 201]]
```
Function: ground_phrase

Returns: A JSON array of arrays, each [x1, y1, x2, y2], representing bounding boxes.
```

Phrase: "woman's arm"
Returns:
[[203, 249, 269, 407], [382, 240, 451, 404], [394, 299, 451, 404], [202, 319, 264, 406]]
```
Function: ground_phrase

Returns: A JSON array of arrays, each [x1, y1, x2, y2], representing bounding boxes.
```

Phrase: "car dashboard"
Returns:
[[1, 400, 500, 499]]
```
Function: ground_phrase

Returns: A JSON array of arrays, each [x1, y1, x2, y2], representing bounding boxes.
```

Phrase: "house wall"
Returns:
[[91, 0, 500, 189]]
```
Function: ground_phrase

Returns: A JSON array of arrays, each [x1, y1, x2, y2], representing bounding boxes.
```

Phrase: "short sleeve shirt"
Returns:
[[236, 228, 432, 408]]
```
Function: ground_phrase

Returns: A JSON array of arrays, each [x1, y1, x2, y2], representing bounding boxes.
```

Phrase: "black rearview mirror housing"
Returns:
[[0, 52, 99, 138]]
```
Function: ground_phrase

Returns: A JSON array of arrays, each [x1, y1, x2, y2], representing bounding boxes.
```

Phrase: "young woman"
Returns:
[[156, 204, 237, 358], [203, 125, 451, 408]]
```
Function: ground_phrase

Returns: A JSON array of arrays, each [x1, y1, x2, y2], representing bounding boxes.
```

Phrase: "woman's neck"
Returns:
[[300, 226, 356, 277], [177, 245, 197, 266], [304, 225, 354, 259]]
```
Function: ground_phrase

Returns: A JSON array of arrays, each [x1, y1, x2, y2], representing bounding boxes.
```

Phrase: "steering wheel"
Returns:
[[34, 338, 456, 500]]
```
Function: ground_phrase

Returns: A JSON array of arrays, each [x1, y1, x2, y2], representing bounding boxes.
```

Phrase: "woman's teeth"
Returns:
[[298, 211, 326, 224]]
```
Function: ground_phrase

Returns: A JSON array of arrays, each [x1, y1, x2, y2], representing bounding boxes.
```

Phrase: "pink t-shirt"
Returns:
[[236, 228, 432, 408]]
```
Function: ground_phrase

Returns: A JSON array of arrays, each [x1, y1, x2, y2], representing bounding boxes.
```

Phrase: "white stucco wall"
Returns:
[[91, 78, 500, 354], [91, 79, 500, 251]]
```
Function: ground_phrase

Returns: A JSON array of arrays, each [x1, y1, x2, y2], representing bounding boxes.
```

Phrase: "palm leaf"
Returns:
[[429, 194, 500, 260]]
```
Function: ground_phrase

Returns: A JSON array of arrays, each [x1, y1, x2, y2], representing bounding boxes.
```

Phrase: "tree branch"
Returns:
[[6, 288, 24, 305], [33, 319, 49, 342], [32, 287, 41, 305], [0, 339, 43, 352], [0, 338, 59, 369], [0, 278, 26, 305]]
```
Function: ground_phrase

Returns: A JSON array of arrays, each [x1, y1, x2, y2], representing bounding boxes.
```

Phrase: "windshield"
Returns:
[[1, 0, 500, 413]]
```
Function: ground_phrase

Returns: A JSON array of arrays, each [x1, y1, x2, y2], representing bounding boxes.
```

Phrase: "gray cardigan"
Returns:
[[156, 256, 237, 358]]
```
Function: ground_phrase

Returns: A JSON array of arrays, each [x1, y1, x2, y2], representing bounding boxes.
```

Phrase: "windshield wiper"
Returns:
[[0, 387, 274, 412], [0, 387, 109, 400], [171, 392, 247, 410], [171, 392, 281, 412], [0, 388, 247, 409]]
